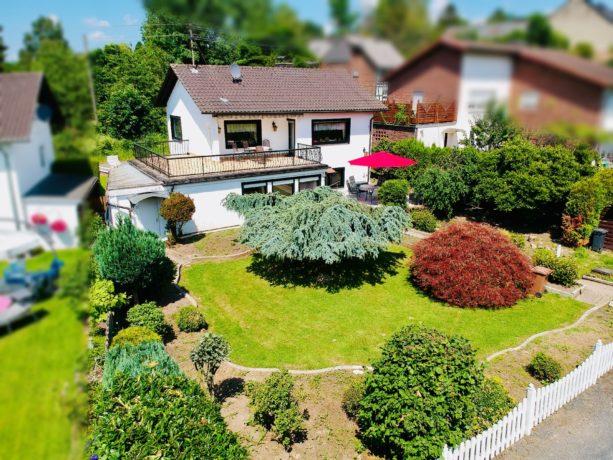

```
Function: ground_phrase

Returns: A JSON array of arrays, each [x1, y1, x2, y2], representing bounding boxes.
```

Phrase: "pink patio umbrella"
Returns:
[[348, 151, 417, 168]]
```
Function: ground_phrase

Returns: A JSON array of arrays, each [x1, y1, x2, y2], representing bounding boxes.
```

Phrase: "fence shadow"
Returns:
[[247, 251, 406, 293]]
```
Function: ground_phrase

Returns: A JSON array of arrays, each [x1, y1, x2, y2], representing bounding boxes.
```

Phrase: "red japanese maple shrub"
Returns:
[[411, 222, 533, 308]]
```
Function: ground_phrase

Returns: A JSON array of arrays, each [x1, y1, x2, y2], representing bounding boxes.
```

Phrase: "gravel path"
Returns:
[[499, 371, 613, 460]]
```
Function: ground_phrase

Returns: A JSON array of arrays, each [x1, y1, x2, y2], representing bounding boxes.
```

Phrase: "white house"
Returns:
[[106, 64, 385, 236], [0, 72, 97, 256]]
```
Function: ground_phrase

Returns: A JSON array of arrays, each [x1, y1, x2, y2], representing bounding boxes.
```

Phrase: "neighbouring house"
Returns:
[[382, 37, 613, 155], [309, 35, 404, 100], [105, 64, 385, 237], [0, 72, 98, 256], [550, 0, 613, 61]]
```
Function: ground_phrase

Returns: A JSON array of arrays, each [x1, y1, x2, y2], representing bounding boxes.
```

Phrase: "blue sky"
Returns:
[[3, 0, 612, 60]]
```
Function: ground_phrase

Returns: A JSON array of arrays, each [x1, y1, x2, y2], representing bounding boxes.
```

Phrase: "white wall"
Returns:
[[23, 199, 80, 249], [602, 90, 613, 132]]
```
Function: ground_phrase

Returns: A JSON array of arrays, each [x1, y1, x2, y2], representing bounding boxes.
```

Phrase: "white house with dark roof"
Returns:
[[0, 72, 97, 256], [105, 64, 386, 236]]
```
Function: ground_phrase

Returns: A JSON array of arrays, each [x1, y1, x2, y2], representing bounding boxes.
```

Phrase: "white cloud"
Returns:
[[429, 0, 449, 22], [123, 14, 138, 26], [88, 30, 113, 42], [84, 17, 111, 28], [48, 14, 59, 25]]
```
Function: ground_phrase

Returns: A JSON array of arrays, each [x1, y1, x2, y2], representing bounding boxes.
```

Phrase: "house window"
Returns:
[[468, 90, 496, 115], [242, 181, 267, 195], [225, 120, 262, 149], [298, 176, 321, 191], [375, 82, 388, 102], [170, 115, 183, 140], [519, 91, 540, 111], [325, 167, 345, 189], [39, 145, 46, 167], [312, 119, 350, 145], [272, 179, 294, 196]]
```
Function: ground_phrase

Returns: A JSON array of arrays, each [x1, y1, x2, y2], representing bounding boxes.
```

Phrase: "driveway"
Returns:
[[499, 371, 613, 460]]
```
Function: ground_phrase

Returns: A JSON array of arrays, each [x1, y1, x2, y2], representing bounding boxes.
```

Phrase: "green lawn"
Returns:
[[182, 248, 590, 369], [0, 250, 87, 460], [571, 247, 613, 278]]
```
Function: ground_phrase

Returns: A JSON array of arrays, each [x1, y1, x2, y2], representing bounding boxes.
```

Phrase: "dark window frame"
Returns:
[[224, 120, 262, 149], [311, 118, 351, 145], [241, 175, 322, 195], [170, 115, 183, 140]]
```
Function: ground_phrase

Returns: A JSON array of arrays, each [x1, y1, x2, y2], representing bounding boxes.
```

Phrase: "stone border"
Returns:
[[545, 283, 583, 298], [224, 361, 372, 375], [582, 275, 613, 287]]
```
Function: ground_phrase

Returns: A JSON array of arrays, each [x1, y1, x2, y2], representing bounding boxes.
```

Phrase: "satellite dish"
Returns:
[[230, 63, 242, 82], [36, 104, 52, 121]]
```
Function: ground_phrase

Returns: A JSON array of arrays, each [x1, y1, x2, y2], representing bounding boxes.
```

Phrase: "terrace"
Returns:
[[132, 140, 324, 180]]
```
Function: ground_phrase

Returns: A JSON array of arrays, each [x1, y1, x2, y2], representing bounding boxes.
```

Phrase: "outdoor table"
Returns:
[[359, 184, 377, 203]]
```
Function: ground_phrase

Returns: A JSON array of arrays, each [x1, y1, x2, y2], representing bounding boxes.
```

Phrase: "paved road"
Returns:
[[500, 371, 613, 460]]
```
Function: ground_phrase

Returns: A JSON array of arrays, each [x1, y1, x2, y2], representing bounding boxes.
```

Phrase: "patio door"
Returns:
[[287, 119, 295, 150]]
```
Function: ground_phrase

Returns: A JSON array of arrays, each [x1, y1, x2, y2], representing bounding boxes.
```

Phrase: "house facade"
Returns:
[[105, 65, 385, 236], [383, 38, 613, 154], [0, 73, 97, 256], [309, 35, 404, 100]]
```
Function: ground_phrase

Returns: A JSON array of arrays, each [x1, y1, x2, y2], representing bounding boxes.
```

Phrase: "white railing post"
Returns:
[[523, 383, 536, 436], [441, 444, 450, 460], [592, 339, 603, 382]]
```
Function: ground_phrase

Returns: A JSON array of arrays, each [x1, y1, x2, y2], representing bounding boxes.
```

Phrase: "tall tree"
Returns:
[[487, 8, 515, 24], [19, 16, 67, 68], [0, 26, 7, 71], [437, 3, 466, 29], [329, 0, 358, 35], [368, 0, 432, 57]]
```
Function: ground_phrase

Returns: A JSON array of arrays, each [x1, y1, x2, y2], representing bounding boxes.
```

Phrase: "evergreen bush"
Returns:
[[410, 209, 438, 232], [378, 179, 409, 207], [175, 305, 207, 332], [533, 249, 578, 287], [412, 222, 533, 308], [246, 370, 306, 450], [111, 326, 161, 348], [357, 325, 483, 459], [127, 301, 169, 337], [471, 377, 515, 433], [528, 352, 562, 384]]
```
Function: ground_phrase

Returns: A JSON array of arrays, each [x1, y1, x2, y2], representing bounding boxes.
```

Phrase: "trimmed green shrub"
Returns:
[[160, 192, 196, 239], [471, 377, 515, 433], [378, 179, 409, 207], [88, 335, 106, 371], [127, 301, 169, 337], [111, 326, 161, 348], [102, 341, 181, 388], [357, 325, 483, 459], [246, 370, 306, 450], [411, 209, 438, 232], [89, 373, 248, 459], [533, 249, 578, 287], [88, 278, 129, 323], [190, 333, 229, 397], [528, 352, 562, 384], [342, 378, 364, 420], [175, 305, 207, 332]]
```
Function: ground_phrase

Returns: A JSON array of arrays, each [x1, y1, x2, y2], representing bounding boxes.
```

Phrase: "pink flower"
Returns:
[[31, 213, 47, 225], [50, 219, 67, 233]]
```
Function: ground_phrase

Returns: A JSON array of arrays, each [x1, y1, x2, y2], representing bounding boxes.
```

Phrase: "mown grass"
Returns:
[[182, 247, 590, 369], [571, 247, 613, 278], [0, 250, 87, 460]]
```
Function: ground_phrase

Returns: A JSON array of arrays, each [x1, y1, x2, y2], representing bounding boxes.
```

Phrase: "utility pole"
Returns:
[[189, 25, 195, 67], [83, 34, 98, 124]]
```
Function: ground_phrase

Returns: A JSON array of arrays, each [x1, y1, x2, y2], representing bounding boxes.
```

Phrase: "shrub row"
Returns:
[[533, 249, 579, 287], [246, 370, 306, 450]]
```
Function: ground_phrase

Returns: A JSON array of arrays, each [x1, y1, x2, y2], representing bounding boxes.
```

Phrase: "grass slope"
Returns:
[[0, 250, 87, 460], [182, 249, 589, 369]]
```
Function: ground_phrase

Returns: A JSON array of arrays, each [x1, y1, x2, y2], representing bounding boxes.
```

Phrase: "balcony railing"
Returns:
[[374, 99, 457, 125], [133, 140, 323, 178]]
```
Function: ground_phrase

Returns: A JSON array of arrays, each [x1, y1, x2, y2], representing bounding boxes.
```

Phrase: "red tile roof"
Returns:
[[0, 72, 44, 141], [386, 37, 613, 88], [157, 64, 386, 114]]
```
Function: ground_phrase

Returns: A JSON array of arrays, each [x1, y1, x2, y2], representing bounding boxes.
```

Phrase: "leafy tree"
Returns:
[[98, 84, 159, 139], [160, 192, 196, 240], [367, 0, 432, 56], [190, 332, 230, 397], [526, 14, 568, 49], [92, 217, 175, 297], [224, 187, 409, 264], [465, 101, 520, 151], [0, 25, 7, 72], [329, 0, 358, 35], [573, 41, 594, 59], [413, 167, 468, 219], [437, 3, 466, 28], [487, 8, 515, 24], [19, 16, 67, 67], [358, 324, 484, 459]]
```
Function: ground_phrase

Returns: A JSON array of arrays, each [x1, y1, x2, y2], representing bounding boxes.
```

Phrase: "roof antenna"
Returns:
[[230, 63, 242, 83]]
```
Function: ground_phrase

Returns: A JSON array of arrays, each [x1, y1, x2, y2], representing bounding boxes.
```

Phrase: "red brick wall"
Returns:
[[510, 58, 603, 130], [387, 46, 461, 105]]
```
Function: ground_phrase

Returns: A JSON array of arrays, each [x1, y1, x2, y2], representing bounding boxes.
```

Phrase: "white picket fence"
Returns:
[[442, 340, 613, 460]]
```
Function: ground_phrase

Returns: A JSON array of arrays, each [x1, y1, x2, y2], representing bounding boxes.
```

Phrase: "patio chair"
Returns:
[[241, 140, 250, 150], [346, 179, 364, 199], [262, 139, 271, 150], [229, 140, 241, 153]]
